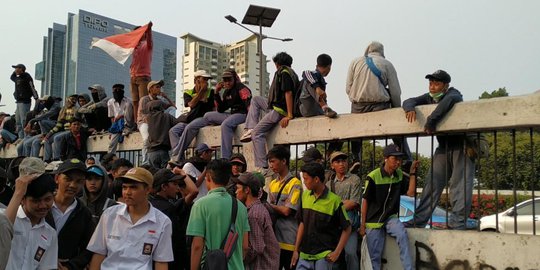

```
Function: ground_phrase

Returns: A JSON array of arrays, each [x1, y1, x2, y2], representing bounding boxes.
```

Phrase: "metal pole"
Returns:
[[258, 22, 264, 97]]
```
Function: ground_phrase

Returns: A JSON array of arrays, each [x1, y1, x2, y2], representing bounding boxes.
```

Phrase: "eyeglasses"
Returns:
[[222, 77, 233, 82]]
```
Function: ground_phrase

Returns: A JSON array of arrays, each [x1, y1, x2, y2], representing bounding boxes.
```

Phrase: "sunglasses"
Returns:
[[222, 77, 233, 82]]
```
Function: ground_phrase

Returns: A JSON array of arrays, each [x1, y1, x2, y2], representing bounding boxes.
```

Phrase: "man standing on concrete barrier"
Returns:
[[360, 144, 418, 270], [11, 64, 39, 139], [403, 69, 474, 230]]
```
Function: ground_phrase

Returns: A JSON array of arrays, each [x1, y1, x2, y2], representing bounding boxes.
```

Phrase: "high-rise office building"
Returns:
[[179, 33, 269, 108], [36, 10, 177, 101]]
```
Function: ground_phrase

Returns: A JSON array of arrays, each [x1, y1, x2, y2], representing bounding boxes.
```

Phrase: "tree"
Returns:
[[479, 87, 509, 99]]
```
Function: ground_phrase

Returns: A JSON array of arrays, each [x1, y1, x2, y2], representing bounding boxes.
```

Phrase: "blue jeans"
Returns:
[[413, 146, 474, 229], [31, 132, 59, 160], [52, 131, 73, 160], [366, 217, 413, 270], [252, 109, 283, 168], [244, 96, 268, 129], [344, 230, 359, 270], [296, 258, 336, 270], [175, 117, 209, 160], [169, 122, 187, 157], [15, 102, 31, 138], [39, 119, 56, 134], [0, 129, 17, 143], [203, 112, 246, 159]]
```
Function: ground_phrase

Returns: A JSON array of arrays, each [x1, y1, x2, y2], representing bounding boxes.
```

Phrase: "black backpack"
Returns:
[[202, 195, 239, 270]]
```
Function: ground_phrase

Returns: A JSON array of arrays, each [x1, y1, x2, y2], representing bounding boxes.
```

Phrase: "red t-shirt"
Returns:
[[130, 40, 152, 77]]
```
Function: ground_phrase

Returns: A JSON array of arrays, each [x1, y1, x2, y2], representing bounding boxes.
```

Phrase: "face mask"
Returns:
[[113, 90, 124, 103], [429, 92, 444, 101], [92, 92, 100, 102]]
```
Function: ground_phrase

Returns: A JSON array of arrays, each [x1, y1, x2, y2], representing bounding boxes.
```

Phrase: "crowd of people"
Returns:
[[0, 40, 479, 270]]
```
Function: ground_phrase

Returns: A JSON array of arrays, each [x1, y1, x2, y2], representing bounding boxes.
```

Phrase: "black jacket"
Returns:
[[402, 87, 465, 147], [45, 198, 95, 270], [11, 72, 37, 103]]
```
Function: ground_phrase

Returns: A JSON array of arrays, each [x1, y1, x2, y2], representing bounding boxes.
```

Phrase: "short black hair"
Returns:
[[111, 158, 133, 172], [206, 159, 231, 186], [86, 157, 95, 162], [272, 52, 293, 67], [266, 145, 291, 165], [112, 84, 125, 90], [25, 174, 56, 198], [111, 179, 123, 200], [301, 162, 325, 183], [100, 153, 116, 171], [317, 54, 332, 67]]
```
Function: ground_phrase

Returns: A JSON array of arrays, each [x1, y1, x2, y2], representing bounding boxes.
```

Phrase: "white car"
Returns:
[[480, 198, 540, 235]]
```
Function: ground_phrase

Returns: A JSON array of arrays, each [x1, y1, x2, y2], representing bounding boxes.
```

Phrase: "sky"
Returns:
[[1, 0, 539, 123]]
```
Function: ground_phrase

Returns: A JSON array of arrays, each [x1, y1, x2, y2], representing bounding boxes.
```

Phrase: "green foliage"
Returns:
[[475, 130, 540, 190], [479, 87, 509, 99]]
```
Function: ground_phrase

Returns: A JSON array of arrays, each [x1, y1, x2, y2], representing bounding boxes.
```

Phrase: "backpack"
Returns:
[[202, 195, 238, 270], [292, 79, 306, 118]]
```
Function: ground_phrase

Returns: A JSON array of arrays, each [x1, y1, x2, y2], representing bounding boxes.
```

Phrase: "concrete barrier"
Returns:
[[382, 229, 540, 269]]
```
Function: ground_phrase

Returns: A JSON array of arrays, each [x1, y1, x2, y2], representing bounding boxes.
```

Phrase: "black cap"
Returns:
[[153, 168, 186, 189], [383, 144, 405, 158], [237, 172, 261, 193], [425, 70, 451, 84], [55, 158, 87, 174], [301, 147, 323, 163], [12, 64, 26, 69]]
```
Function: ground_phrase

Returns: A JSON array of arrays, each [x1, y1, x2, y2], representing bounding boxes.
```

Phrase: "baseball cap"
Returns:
[[87, 165, 105, 177], [425, 70, 451, 84], [230, 156, 245, 165], [330, 151, 348, 163], [119, 167, 153, 187], [383, 144, 404, 158], [88, 84, 104, 92], [147, 80, 164, 90], [12, 64, 26, 69], [153, 168, 186, 189], [193, 70, 212, 78], [55, 158, 87, 174], [18, 157, 46, 177], [301, 147, 323, 163], [237, 172, 261, 193], [195, 143, 214, 155], [221, 69, 235, 78]]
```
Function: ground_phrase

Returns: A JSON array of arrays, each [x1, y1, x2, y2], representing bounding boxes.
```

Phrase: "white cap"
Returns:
[[193, 70, 212, 78]]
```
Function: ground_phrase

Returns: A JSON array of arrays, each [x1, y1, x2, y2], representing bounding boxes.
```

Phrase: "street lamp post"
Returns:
[[225, 5, 292, 97]]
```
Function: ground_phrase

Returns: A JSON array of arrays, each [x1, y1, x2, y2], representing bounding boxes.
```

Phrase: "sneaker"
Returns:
[[324, 107, 337, 118], [240, 129, 253, 143], [349, 161, 361, 174]]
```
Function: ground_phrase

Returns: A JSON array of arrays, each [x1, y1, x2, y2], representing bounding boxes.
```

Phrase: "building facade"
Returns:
[[179, 33, 269, 109], [36, 10, 177, 102]]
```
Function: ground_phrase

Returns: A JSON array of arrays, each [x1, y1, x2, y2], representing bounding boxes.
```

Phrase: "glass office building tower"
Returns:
[[36, 10, 177, 101]]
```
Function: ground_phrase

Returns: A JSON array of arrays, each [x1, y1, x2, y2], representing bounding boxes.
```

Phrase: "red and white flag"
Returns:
[[90, 23, 150, 65]]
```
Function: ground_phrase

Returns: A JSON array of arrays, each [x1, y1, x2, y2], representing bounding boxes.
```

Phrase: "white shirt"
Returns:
[[51, 199, 77, 233], [183, 162, 207, 200], [107, 97, 132, 118], [6, 206, 58, 270], [87, 203, 173, 270]]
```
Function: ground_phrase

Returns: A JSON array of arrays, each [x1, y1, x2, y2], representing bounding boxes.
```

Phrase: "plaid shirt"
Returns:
[[244, 200, 280, 270]]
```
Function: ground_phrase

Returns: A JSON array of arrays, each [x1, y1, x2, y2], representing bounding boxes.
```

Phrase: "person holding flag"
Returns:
[[91, 22, 153, 123]]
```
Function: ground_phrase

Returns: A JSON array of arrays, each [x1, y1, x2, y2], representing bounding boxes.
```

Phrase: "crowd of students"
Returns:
[[0, 39, 478, 269]]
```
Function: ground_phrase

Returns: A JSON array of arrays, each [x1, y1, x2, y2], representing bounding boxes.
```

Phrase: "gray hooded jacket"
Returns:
[[81, 164, 116, 224], [345, 41, 401, 107]]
